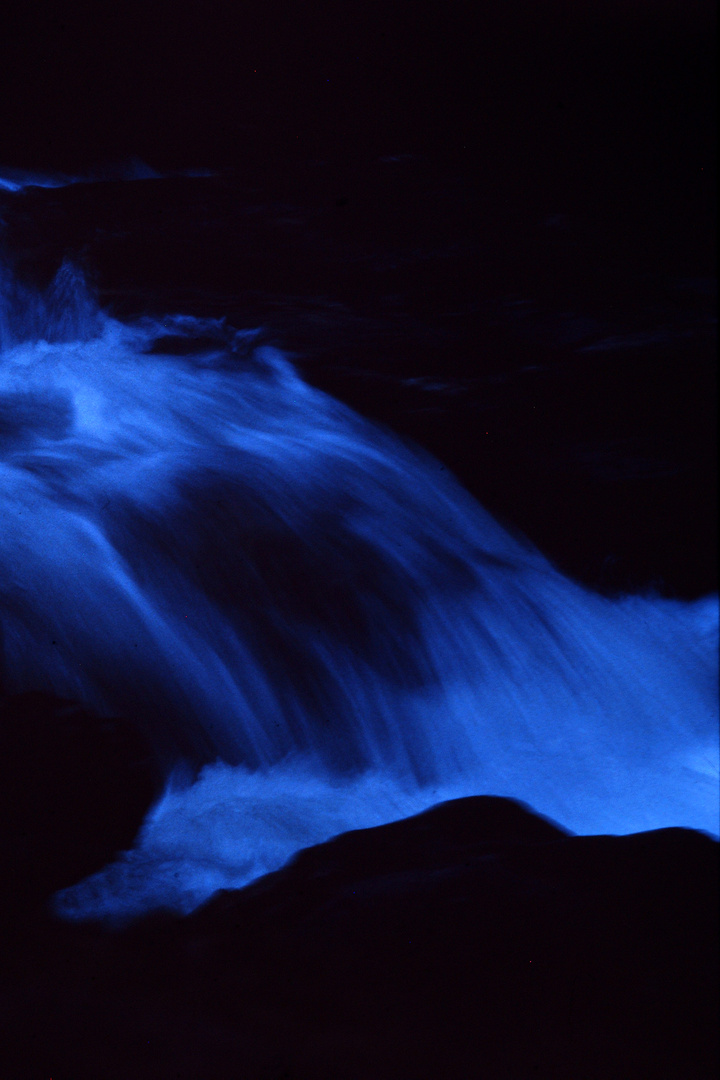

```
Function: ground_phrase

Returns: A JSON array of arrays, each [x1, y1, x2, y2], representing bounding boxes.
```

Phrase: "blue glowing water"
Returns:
[[0, 160, 213, 192], [0, 256, 717, 923]]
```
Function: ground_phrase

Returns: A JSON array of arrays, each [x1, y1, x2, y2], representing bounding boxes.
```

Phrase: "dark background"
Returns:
[[1, 0, 717, 597], [1, 1, 716, 188]]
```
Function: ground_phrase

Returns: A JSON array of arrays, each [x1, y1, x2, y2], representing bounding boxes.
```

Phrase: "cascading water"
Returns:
[[1, 255, 717, 923]]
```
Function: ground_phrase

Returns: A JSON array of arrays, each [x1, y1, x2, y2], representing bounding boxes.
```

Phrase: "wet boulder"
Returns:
[[0, 691, 161, 910]]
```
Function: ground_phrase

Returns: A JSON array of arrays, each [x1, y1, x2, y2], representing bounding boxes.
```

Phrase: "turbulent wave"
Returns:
[[0, 258, 717, 922]]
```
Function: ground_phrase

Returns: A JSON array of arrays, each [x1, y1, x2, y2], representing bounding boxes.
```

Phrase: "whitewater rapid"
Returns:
[[0, 258, 716, 923]]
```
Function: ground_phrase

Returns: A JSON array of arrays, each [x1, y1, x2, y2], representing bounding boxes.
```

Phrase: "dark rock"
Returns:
[[1, 796, 716, 1078], [0, 691, 161, 909]]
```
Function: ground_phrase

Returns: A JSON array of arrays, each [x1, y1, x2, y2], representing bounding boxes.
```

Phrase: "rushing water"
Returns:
[[0, 249, 717, 924]]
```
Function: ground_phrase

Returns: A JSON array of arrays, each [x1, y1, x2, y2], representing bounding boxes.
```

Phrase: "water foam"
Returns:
[[0, 259, 716, 923]]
